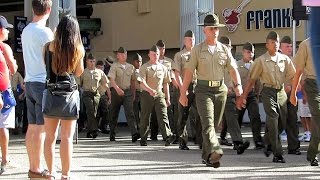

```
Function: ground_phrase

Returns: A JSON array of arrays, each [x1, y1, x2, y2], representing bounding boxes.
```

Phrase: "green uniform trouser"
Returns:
[[83, 91, 100, 132], [286, 91, 300, 151], [140, 91, 173, 142], [177, 83, 202, 145], [13, 91, 24, 128], [170, 87, 179, 135], [189, 106, 201, 143], [150, 109, 161, 138], [195, 84, 227, 160], [238, 91, 263, 144], [133, 91, 142, 130], [304, 78, 320, 160], [261, 86, 287, 156], [109, 88, 138, 136], [223, 95, 243, 143], [98, 94, 110, 130], [150, 86, 178, 138]]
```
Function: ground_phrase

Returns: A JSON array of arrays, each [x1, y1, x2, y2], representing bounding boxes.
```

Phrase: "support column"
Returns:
[[48, 0, 76, 31], [24, 0, 33, 21], [48, 0, 59, 31]]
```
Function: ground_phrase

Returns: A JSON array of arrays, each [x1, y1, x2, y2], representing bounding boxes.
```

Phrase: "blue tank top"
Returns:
[[297, 91, 303, 99]]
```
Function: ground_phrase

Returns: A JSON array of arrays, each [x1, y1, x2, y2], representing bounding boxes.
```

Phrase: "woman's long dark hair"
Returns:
[[52, 15, 84, 74]]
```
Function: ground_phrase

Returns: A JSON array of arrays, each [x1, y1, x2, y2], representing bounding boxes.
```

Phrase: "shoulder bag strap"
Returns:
[[44, 43, 51, 82]]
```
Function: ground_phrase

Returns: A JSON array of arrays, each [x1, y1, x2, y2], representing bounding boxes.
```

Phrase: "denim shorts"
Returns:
[[26, 82, 45, 125]]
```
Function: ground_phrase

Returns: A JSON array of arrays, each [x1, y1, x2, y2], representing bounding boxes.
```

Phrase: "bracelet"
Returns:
[[234, 84, 242, 87]]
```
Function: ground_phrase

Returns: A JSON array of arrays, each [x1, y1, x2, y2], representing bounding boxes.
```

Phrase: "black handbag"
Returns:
[[42, 44, 80, 119]]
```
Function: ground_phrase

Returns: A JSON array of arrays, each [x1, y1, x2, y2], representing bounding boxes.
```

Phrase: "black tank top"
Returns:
[[46, 50, 75, 84]]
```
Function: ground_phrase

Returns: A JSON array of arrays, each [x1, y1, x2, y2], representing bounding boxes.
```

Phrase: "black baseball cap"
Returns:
[[0, 16, 13, 29]]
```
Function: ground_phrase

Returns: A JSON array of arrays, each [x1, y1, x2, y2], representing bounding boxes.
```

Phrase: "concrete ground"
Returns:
[[1, 126, 319, 180]]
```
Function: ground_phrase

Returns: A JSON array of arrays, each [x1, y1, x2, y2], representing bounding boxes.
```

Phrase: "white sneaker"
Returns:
[[299, 134, 306, 142], [280, 131, 287, 141], [304, 132, 311, 142]]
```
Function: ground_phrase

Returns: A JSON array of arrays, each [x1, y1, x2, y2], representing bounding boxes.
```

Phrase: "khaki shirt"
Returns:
[[238, 59, 262, 93], [249, 52, 296, 87], [10, 71, 24, 91], [134, 69, 142, 91], [237, 59, 254, 88], [107, 62, 135, 90], [294, 38, 316, 79], [159, 56, 175, 79], [185, 41, 238, 81], [172, 48, 197, 82], [224, 70, 233, 88], [97, 72, 109, 95], [138, 61, 171, 92], [80, 68, 109, 92]]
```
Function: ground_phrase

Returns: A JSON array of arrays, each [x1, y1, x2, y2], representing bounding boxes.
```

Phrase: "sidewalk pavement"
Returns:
[[1, 126, 319, 180]]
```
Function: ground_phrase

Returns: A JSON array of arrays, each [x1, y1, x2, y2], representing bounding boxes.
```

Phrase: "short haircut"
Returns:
[[96, 60, 104, 66], [32, 0, 52, 16]]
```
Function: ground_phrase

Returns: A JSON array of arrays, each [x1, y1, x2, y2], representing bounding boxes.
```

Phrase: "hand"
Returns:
[[236, 95, 246, 110], [234, 86, 243, 97], [227, 87, 233, 95], [166, 99, 171, 107], [116, 88, 124, 96], [173, 83, 179, 89], [107, 99, 111, 105], [0, 97, 3, 110], [148, 89, 157, 97], [303, 96, 308, 104], [179, 93, 188, 107], [21, 83, 26, 91], [284, 85, 291, 93], [290, 94, 298, 106], [18, 93, 25, 101]]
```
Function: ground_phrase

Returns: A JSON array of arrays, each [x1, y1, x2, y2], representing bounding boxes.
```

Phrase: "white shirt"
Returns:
[[208, 45, 216, 54], [21, 22, 54, 83], [270, 54, 278, 62], [244, 63, 251, 70]]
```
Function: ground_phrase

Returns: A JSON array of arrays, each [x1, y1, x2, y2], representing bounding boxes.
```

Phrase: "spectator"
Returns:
[[10, 71, 24, 135], [0, 15, 18, 175], [21, 0, 54, 178], [42, 15, 84, 180]]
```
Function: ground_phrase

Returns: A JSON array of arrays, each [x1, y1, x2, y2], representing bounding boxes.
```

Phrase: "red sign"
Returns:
[[222, 0, 251, 32]]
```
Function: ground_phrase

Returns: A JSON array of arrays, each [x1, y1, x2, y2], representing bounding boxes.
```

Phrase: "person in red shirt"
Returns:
[[0, 15, 18, 175]]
